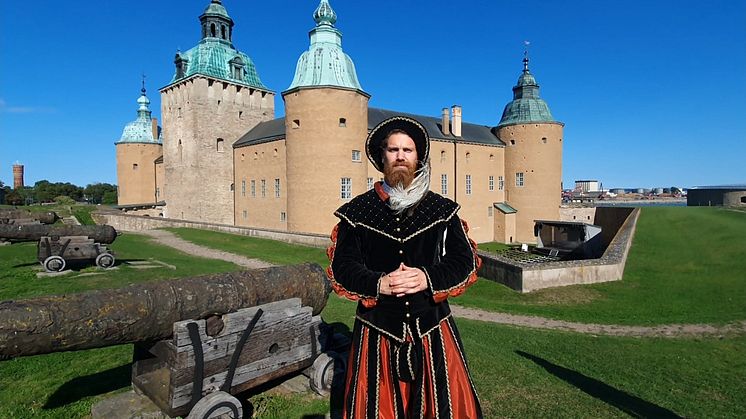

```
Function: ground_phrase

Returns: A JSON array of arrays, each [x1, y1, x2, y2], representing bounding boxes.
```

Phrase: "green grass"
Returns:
[[1, 207, 745, 417], [164, 227, 329, 267], [458, 206, 746, 325]]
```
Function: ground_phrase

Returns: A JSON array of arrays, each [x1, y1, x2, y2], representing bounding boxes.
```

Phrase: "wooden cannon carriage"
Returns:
[[0, 264, 346, 418], [0, 224, 118, 271]]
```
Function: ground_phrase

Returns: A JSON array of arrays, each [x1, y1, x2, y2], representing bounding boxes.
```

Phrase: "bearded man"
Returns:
[[327, 116, 483, 418]]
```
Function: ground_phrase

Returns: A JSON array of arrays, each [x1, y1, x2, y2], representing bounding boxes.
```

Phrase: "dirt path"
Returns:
[[138, 229, 273, 269], [450, 305, 746, 338], [138, 229, 744, 338]]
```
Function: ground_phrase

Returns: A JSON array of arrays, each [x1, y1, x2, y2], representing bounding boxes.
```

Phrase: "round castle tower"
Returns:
[[115, 82, 163, 205], [496, 54, 564, 243], [283, 0, 370, 234]]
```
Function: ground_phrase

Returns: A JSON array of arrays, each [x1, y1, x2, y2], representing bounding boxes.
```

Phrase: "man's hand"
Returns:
[[379, 263, 427, 297]]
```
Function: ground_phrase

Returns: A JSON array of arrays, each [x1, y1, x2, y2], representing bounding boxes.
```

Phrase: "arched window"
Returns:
[[221, 25, 226, 39], [216, 138, 225, 152], [210, 23, 216, 37]]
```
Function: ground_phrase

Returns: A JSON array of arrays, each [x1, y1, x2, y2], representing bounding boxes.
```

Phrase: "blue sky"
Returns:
[[1, 0, 744, 190]]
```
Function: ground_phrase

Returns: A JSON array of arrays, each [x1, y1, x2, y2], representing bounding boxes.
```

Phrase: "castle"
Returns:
[[115, 0, 564, 244]]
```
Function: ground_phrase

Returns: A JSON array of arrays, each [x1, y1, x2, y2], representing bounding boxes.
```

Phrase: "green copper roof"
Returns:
[[116, 85, 161, 144], [497, 56, 556, 127], [165, 1, 268, 90], [286, 0, 364, 92]]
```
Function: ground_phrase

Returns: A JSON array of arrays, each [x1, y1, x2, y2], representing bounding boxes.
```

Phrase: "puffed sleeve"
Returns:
[[326, 220, 383, 307], [421, 217, 481, 303]]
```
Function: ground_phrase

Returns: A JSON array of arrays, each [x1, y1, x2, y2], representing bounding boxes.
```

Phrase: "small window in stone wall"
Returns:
[[239, 111, 243, 119], [241, 153, 245, 161], [542, 137, 547, 144], [243, 210, 247, 219], [281, 212, 287, 222], [339, 118, 346, 127], [466, 152, 471, 162], [292, 119, 300, 129], [217, 138, 225, 152], [489, 154, 494, 161], [741, 196, 746, 204], [230, 183, 234, 192], [510, 139, 516, 145], [441, 150, 446, 163], [251, 180, 256, 197], [488, 206, 493, 217], [274, 148, 278, 157], [132, 163, 138, 170], [352, 150, 361, 162], [261, 179, 266, 198]]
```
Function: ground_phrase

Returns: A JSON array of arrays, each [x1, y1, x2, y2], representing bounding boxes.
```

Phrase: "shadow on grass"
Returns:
[[516, 351, 682, 418], [43, 363, 132, 409]]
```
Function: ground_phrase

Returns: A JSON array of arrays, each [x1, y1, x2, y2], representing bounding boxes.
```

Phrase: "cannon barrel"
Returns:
[[0, 224, 117, 243], [0, 210, 58, 225], [0, 263, 330, 358]]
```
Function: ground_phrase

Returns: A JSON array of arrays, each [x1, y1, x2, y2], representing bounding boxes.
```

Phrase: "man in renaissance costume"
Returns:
[[327, 116, 483, 418]]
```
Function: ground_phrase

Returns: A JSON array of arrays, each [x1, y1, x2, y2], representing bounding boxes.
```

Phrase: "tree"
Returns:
[[84, 183, 118, 204]]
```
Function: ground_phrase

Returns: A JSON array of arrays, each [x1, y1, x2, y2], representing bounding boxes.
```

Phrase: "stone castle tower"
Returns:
[[282, 0, 369, 234], [115, 82, 163, 205], [160, 0, 274, 223], [496, 54, 564, 243]]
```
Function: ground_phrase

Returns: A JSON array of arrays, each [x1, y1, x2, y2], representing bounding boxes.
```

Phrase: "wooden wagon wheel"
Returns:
[[42, 255, 66, 272], [185, 391, 243, 419]]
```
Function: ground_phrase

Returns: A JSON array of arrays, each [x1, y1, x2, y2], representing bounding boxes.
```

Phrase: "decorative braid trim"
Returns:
[[426, 334, 438, 419], [350, 327, 366, 417], [326, 223, 377, 308], [416, 314, 453, 339], [334, 205, 460, 244], [374, 334, 381, 419], [355, 315, 407, 343], [430, 218, 481, 303]]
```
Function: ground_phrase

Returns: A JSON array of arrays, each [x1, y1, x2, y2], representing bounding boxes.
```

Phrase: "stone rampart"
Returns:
[[92, 211, 329, 248], [478, 207, 640, 292]]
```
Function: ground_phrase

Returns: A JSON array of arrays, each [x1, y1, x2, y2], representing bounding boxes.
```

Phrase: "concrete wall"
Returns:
[[93, 210, 329, 248], [724, 191, 746, 207], [160, 76, 275, 224], [478, 207, 640, 292]]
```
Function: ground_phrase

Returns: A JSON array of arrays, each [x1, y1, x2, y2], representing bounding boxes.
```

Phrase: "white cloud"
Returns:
[[0, 98, 56, 114]]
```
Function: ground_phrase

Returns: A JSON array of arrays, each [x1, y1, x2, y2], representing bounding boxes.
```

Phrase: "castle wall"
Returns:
[[116, 143, 163, 205], [160, 76, 274, 224], [234, 140, 288, 230], [498, 122, 563, 243], [283, 87, 369, 235]]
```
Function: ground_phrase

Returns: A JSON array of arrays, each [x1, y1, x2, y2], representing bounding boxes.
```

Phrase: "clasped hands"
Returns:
[[379, 263, 427, 297]]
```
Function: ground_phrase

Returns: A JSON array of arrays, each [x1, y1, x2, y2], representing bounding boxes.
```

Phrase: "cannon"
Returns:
[[0, 264, 347, 418], [0, 209, 58, 225], [0, 224, 118, 271]]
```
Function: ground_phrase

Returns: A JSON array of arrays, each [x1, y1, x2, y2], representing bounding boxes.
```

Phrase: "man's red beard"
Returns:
[[384, 161, 417, 188]]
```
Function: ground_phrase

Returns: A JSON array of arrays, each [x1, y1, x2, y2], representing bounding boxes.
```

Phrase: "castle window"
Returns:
[[499, 175, 504, 191], [216, 138, 225, 152], [351, 150, 361, 162], [339, 118, 347, 127], [178, 140, 183, 162], [510, 140, 515, 145], [273, 148, 278, 157], [489, 154, 494, 161], [274, 179, 280, 198], [367, 177, 374, 190], [542, 137, 547, 144], [516, 172, 524, 187], [243, 210, 247, 219], [250, 180, 256, 197], [340, 178, 352, 199], [466, 152, 471, 162], [241, 179, 246, 197], [253, 152, 258, 160], [221, 25, 226, 40], [232, 66, 242, 79], [465, 175, 472, 195], [488, 206, 493, 217], [155, 187, 160, 199], [489, 175, 494, 191], [440, 150, 446, 163], [281, 212, 287, 222], [241, 153, 245, 161], [210, 23, 216, 37], [292, 119, 300, 129], [132, 163, 138, 170], [441, 174, 448, 195], [239, 111, 243, 119], [261, 179, 266, 198], [230, 183, 234, 191]]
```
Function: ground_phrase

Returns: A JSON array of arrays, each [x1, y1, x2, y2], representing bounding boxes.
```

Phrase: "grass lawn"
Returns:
[[457, 206, 746, 325], [1, 206, 745, 417]]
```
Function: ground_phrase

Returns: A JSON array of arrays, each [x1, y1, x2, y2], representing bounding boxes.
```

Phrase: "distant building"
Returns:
[[12, 163, 24, 189], [575, 180, 601, 193], [687, 185, 746, 207]]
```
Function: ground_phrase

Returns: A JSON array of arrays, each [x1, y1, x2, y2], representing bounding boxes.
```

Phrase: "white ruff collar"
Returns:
[[386, 162, 431, 214]]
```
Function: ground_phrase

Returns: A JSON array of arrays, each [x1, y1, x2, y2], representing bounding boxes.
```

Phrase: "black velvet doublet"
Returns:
[[329, 189, 478, 342]]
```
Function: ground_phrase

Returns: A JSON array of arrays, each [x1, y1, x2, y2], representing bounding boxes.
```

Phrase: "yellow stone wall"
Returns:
[[115, 143, 162, 205], [498, 122, 564, 243], [283, 87, 369, 235], [234, 141, 288, 230]]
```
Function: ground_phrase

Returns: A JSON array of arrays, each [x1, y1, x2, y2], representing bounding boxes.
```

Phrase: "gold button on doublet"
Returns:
[[406, 313, 411, 318], [396, 227, 401, 232], [396, 217, 400, 221], [399, 250, 403, 254], [405, 301, 410, 306]]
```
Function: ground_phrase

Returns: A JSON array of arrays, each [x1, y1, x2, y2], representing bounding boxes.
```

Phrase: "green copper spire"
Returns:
[[286, 0, 364, 92], [117, 79, 161, 144], [497, 51, 555, 127], [166, 0, 269, 90]]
